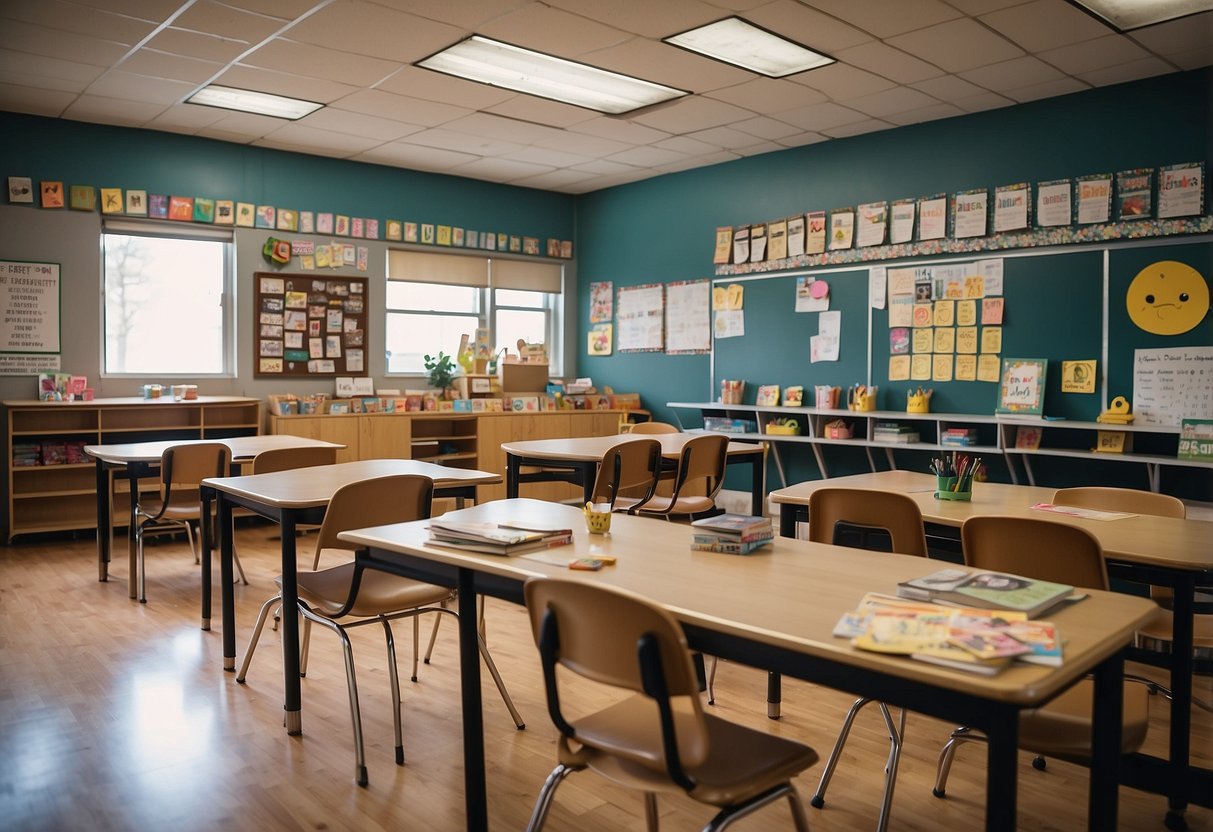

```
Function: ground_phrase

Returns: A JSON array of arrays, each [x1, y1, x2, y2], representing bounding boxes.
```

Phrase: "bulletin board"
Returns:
[[254, 272, 368, 377]]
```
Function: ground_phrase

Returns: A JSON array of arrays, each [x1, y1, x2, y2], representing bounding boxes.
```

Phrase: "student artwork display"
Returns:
[[664, 279, 710, 354], [996, 358, 1048, 416], [254, 272, 368, 377], [616, 283, 665, 352]]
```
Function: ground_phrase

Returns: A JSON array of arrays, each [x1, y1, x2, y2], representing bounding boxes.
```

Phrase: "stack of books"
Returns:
[[427, 519, 573, 556], [835, 593, 1063, 675], [940, 428, 978, 447], [872, 422, 919, 443], [12, 442, 40, 467], [896, 567, 1074, 618], [689, 513, 774, 554]]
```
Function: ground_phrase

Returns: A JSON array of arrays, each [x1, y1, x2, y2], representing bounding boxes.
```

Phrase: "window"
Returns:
[[102, 224, 234, 375], [385, 251, 563, 375]]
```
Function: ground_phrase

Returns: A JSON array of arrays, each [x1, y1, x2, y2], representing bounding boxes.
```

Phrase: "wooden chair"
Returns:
[[802, 488, 929, 832], [589, 438, 662, 513], [523, 577, 818, 832], [236, 474, 524, 786], [627, 421, 680, 435], [252, 445, 339, 569], [629, 433, 728, 521], [931, 516, 1151, 799], [133, 442, 244, 603]]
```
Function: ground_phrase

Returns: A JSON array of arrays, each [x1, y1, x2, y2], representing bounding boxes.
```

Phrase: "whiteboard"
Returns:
[[1132, 346, 1213, 426]]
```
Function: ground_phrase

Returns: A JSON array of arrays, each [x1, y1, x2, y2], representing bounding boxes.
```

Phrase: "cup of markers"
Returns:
[[931, 452, 978, 501]]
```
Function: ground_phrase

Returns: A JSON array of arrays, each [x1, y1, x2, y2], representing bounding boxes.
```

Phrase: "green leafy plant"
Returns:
[[423, 351, 456, 391]]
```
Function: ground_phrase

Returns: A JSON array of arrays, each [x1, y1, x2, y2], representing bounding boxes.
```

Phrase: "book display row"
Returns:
[[713, 162, 1208, 275]]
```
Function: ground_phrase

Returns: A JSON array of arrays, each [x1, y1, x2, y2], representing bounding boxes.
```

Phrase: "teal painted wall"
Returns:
[[576, 68, 1212, 496]]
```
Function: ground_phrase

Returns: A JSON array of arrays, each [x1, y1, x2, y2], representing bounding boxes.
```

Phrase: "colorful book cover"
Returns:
[[1115, 168, 1153, 220], [255, 204, 275, 228], [168, 195, 194, 221], [404, 222, 418, 242], [436, 225, 452, 245], [125, 189, 148, 215], [365, 219, 379, 239], [350, 217, 364, 238], [69, 185, 96, 211], [148, 193, 168, 218], [335, 215, 350, 235], [421, 223, 435, 244], [316, 212, 334, 234], [277, 208, 298, 232], [40, 181, 65, 208], [193, 197, 215, 223], [214, 200, 234, 225], [386, 220, 402, 241], [299, 211, 314, 233], [235, 202, 255, 227], [452, 227, 465, 246], [99, 187, 123, 214]]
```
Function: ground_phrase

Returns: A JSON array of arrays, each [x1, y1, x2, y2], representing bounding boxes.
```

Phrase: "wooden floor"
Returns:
[[1, 524, 1210, 832]]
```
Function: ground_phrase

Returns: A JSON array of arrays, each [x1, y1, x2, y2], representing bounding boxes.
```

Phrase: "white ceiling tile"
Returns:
[[67, 0, 191, 19], [944, 0, 1029, 13], [149, 28, 252, 63], [952, 90, 1017, 111], [605, 145, 691, 167], [444, 112, 565, 144], [790, 62, 896, 98], [980, 0, 1111, 52], [1037, 35, 1150, 75], [832, 41, 945, 84], [2, 0, 158, 43], [803, 0, 963, 38], [545, 0, 723, 40], [1001, 76, 1088, 102], [728, 115, 803, 140], [583, 36, 751, 92], [655, 153, 733, 173], [145, 103, 232, 131], [121, 49, 224, 84], [216, 64, 358, 103], [909, 73, 989, 100], [1127, 14, 1213, 56], [173, 1, 288, 42], [501, 146, 596, 167], [196, 109, 293, 140], [570, 159, 644, 175], [376, 66, 515, 109], [283, 2, 461, 63], [242, 39, 400, 87], [958, 56, 1066, 91], [478, 4, 633, 58], [299, 107, 424, 142], [0, 50, 106, 90], [743, 0, 876, 53], [732, 141, 785, 157], [0, 20, 132, 66], [886, 17, 1024, 73], [215, 0, 316, 17], [0, 82, 77, 117], [684, 125, 772, 148], [654, 134, 723, 154], [884, 101, 966, 124], [532, 130, 635, 158], [449, 156, 555, 182], [484, 95, 601, 128], [511, 168, 601, 191], [703, 78, 827, 111], [328, 89, 471, 128], [257, 123, 384, 155], [354, 142, 479, 171], [62, 94, 166, 125], [773, 100, 869, 131], [1077, 58, 1178, 87], [398, 126, 526, 157], [1165, 47, 1213, 70], [565, 169, 652, 192], [820, 118, 895, 138], [369, 0, 532, 31], [0, 69, 90, 96], [844, 85, 941, 117], [569, 116, 670, 144], [629, 95, 754, 133], [87, 70, 196, 105], [773, 131, 830, 148]]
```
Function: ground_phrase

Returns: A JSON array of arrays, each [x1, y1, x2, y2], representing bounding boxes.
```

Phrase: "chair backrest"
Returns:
[[628, 421, 680, 435], [1052, 486, 1186, 519], [961, 516, 1108, 590], [160, 443, 230, 504], [590, 438, 662, 508], [524, 577, 709, 781], [314, 474, 434, 556], [807, 488, 928, 556], [253, 445, 338, 474], [667, 433, 729, 505]]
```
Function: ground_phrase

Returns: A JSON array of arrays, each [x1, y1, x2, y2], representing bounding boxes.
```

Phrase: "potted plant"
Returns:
[[424, 351, 457, 397]]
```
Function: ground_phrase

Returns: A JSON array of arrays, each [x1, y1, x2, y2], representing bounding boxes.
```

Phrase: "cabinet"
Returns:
[[267, 409, 624, 504], [5, 397, 260, 541]]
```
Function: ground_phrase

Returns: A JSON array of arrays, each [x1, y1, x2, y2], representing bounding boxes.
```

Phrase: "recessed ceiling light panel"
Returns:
[[1067, 0, 1213, 31], [663, 17, 835, 78], [417, 36, 686, 115], [186, 85, 323, 120]]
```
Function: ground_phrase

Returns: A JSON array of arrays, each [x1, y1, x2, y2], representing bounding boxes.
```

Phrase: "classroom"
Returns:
[[1, 2, 1211, 830]]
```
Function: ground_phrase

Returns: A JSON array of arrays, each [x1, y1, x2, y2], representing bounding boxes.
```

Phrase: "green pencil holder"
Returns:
[[935, 476, 972, 501]]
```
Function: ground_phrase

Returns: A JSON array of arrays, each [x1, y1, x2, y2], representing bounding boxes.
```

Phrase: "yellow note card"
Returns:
[[956, 326, 978, 354], [956, 299, 977, 327], [963, 275, 985, 298], [1061, 359, 1097, 393], [911, 354, 932, 380], [888, 355, 911, 381], [981, 326, 1002, 354], [712, 286, 727, 310], [726, 283, 744, 310], [932, 353, 954, 382], [977, 354, 1002, 382], [933, 300, 955, 327], [955, 354, 977, 381], [912, 328, 934, 353], [913, 303, 933, 327], [934, 327, 955, 354]]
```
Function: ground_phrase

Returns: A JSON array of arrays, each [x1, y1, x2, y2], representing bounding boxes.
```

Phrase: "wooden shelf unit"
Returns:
[[4, 396, 260, 541], [267, 409, 624, 503]]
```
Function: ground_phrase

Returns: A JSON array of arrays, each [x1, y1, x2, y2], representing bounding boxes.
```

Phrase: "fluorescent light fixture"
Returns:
[[417, 35, 686, 115], [663, 17, 834, 78], [186, 85, 323, 120], [1066, 0, 1213, 30]]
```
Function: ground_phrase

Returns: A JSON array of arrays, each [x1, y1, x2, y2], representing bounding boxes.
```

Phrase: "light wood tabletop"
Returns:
[[500, 433, 762, 461], [340, 498, 1157, 832]]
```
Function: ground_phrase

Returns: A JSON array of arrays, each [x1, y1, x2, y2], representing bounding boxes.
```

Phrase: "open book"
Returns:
[[427, 519, 573, 556], [897, 567, 1075, 618]]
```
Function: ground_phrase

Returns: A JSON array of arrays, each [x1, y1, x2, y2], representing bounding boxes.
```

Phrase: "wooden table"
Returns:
[[85, 435, 345, 587], [501, 433, 767, 515], [338, 499, 1156, 832], [771, 470, 1213, 828], [203, 459, 501, 735]]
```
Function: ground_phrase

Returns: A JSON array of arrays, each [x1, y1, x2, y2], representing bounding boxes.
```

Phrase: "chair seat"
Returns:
[[1136, 608, 1213, 650], [632, 495, 717, 517], [1019, 680, 1149, 759], [137, 498, 203, 522], [567, 695, 818, 807], [288, 562, 453, 618]]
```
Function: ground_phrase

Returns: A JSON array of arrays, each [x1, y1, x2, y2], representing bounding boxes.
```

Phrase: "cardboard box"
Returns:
[[499, 361, 549, 392]]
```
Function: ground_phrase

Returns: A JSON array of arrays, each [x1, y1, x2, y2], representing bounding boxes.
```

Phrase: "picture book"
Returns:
[[897, 567, 1074, 618], [690, 513, 772, 538], [1015, 425, 1043, 450], [755, 385, 780, 406], [427, 519, 573, 555]]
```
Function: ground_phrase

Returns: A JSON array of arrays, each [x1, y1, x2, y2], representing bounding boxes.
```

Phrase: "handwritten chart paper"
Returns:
[[1133, 346, 1213, 426], [0, 260, 60, 374], [616, 284, 664, 352], [665, 279, 710, 354]]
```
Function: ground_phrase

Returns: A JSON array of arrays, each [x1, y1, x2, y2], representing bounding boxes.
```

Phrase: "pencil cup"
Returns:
[[934, 476, 972, 501], [584, 502, 612, 534]]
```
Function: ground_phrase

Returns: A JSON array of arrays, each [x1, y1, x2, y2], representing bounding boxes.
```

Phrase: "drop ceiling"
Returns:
[[0, 0, 1209, 194]]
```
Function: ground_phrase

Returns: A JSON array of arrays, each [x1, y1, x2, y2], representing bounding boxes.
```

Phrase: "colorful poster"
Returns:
[[1036, 179, 1071, 227], [1076, 174, 1112, 224]]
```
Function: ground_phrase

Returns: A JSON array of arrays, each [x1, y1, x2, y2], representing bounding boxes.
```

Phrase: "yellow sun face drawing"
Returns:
[[1126, 260, 1209, 336]]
